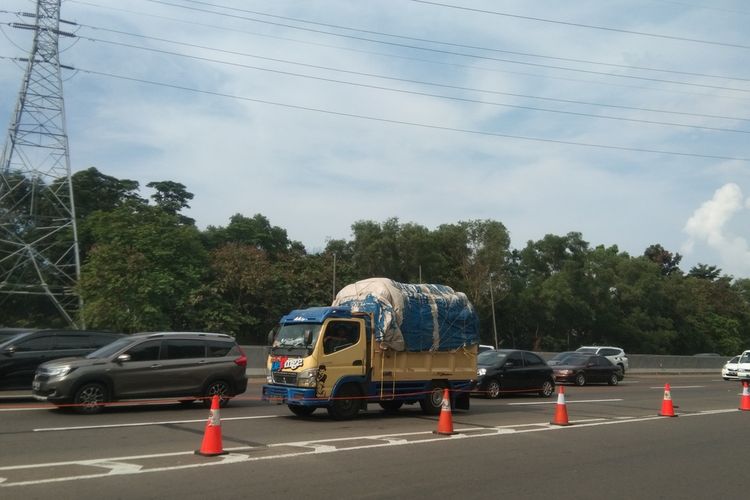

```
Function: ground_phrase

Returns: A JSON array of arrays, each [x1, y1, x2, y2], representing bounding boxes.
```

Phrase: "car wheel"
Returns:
[[203, 380, 231, 408], [288, 405, 316, 417], [539, 379, 555, 397], [73, 382, 108, 414], [379, 400, 404, 412], [486, 379, 501, 399], [327, 384, 362, 420], [575, 373, 586, 386], [607, 373, 619, 386], [419, 381, 448, 415]]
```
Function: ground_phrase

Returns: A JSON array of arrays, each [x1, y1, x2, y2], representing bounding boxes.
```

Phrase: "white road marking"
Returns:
[[0, 407, 51, 412], [649, 385, 704, 389], [1, 408, 740, 488], [508, 399, 623, 405], [34, 414, 280, 432]]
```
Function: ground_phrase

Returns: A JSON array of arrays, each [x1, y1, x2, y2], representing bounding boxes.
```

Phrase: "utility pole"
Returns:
[[0, 0, 83, 327], [489, 273, 498, 349]]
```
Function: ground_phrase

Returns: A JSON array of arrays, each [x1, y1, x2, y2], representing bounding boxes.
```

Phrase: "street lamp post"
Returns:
[[489, 273, 498, 349]]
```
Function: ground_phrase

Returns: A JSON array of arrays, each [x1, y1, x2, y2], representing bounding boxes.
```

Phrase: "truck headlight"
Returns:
[[477, 368, 486, 377], [297, 368, 318, 388]]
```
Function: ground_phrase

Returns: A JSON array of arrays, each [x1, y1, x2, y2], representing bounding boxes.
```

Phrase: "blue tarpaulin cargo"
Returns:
[[332, 278, 479, 352]]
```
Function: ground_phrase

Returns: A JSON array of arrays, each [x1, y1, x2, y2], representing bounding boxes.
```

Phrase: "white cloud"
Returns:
[[683, 183, 750, 277]]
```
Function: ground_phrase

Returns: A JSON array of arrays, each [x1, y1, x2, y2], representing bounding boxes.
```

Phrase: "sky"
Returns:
[[1, 0, 749, 278]]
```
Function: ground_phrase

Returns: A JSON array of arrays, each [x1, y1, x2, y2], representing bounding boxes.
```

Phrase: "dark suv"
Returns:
[[0, 329, 124, 390], [32, 332, 248, 414]]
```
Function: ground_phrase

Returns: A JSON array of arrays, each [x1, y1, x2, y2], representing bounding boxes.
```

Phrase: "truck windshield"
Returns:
[[273, 324, 321, 350]]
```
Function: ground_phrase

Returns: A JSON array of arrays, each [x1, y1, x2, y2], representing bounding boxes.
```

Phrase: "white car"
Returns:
[[722, 356, 740, 380], [576, 346, 629, 374], [737, 350, 750, 381]]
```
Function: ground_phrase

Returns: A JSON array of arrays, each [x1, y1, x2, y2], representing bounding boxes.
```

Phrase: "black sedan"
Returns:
[[472, 349, 555, 399], [551, 354, 623, 386]]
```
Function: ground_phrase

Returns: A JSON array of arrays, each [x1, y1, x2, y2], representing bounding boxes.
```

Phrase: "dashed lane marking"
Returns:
[[34, 414, 281, 432], [0, 408, 739, 488]]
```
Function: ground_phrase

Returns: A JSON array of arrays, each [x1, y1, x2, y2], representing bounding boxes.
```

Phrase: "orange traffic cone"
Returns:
[[550, 385, 571, 426], [195, 395, 228, 456], [658, 383, 677, 417], [433, 388, 456, 435], [739, 381, 750, 411]]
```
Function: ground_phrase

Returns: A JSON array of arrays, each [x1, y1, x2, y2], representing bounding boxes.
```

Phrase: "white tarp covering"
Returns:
[[332, 277, 479, 352]]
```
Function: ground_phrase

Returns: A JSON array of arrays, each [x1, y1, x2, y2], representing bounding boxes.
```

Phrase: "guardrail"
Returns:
[[243, 346, 732, 376]]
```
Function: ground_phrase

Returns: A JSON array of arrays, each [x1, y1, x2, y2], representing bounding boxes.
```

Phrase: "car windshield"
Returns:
[[477, 351, 507, 364], [740, 353, 750, 364], [557, 354, 590, 366], [576, 347, 597, 354], [548, 352, 576, 365], [272, 324, 322, 350], [0, 332, 31, 349], [85, 337, 132, 359]]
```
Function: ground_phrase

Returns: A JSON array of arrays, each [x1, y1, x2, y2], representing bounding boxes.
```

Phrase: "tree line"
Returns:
[[2, 167, 748, 355]]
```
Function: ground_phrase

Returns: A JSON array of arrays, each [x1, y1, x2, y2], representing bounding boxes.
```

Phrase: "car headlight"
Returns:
[[557, 369, 573, 376], [477, 368, 486, 377], [45, 366, 73, 377], [297, 368, 318, 388]]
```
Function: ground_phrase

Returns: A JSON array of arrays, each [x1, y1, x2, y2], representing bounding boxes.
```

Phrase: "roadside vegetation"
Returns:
[[2, 167, 748, 354]]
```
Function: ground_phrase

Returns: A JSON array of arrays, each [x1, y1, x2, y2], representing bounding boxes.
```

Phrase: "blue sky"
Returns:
[[2, 0, 749, 278]]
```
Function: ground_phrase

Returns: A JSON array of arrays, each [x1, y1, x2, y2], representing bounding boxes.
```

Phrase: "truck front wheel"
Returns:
[[420, 381, 448, 416], [288, 405, 316, 417], [327, 384, 362, 420]]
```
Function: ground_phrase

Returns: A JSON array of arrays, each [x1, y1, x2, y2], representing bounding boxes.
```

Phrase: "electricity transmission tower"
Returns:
[[0, 0, 82, 327]]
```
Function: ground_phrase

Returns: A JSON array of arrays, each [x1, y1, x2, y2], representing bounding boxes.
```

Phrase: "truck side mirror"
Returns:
[[267, 330, 275, 346]]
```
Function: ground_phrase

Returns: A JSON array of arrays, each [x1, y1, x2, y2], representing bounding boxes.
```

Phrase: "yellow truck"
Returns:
[[262, 278, 479, 419]]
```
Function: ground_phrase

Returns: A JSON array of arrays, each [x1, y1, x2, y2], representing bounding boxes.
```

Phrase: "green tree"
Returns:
[[78, 202, 208, 332], [202, 213, 297, 258]]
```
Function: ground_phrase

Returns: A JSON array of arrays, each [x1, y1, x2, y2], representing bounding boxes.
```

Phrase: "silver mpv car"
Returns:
[[32, 332, 248, 414]]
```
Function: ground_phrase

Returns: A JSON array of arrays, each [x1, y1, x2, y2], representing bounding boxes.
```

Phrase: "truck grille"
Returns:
[[273, 372, 298, 385]]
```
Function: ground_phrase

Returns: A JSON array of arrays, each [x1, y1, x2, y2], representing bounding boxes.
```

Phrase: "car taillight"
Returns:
[[234, 345, 247, 367]]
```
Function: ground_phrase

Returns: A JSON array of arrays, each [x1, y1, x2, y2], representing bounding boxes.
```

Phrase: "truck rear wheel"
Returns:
[[420, 381, 448, 416], [327, 384, 362, 420]]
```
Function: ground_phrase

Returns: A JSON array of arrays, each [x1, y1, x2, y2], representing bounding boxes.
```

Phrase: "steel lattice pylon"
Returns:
[[0, 0, 82, 327]]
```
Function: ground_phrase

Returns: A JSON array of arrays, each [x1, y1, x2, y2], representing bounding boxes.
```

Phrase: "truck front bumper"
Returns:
[[262, 385, 319, 406]]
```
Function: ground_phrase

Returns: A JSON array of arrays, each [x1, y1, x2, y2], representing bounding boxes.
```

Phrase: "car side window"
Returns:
[[506, 352, 524, 367], [165, 339, 206, 359], [52, 334, 93, 350], [13, 335, 53, 352], [125, 341, 161, 361], [523, 352, 545, 366], [90, 335, 117, 348], [207, 341, 233, 357]]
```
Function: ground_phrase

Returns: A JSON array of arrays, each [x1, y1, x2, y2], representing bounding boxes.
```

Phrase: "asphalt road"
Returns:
[[1, 375, 746, 499]]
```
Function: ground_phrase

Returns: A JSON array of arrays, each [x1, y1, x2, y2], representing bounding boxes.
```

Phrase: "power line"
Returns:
[[163, 0, 750, 83], [76, 24, 750, 123], [65, 1, 750, 102], [130, 0, 750, 93], [52, 62, 750, 163], [76, 33, 750, 134], [410, 0, 750, 50]]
